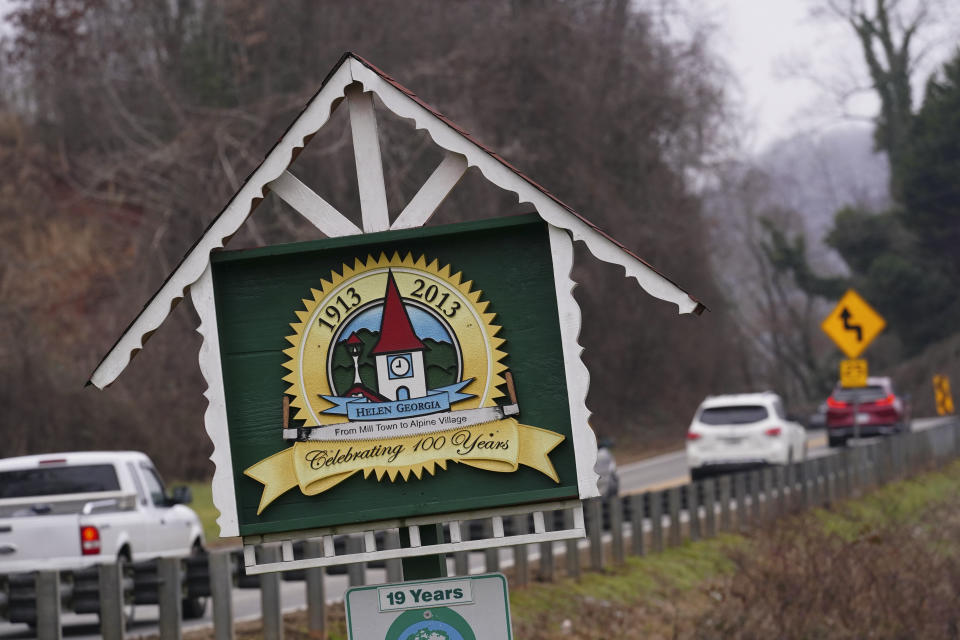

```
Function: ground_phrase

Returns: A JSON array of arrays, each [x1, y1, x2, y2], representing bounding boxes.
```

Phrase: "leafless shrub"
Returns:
[[696, 503, 960, 639]]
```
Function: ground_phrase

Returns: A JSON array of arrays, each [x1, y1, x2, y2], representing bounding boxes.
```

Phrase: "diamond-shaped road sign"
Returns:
[[821, 290, 886, 358], [933, 374, 955, 416]]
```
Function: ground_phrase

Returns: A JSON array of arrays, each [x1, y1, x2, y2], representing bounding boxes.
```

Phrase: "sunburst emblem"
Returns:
[[282, 253, 508, 427]]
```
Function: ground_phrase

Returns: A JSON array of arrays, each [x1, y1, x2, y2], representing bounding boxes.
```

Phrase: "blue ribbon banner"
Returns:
[[321, 379, 475, 421]]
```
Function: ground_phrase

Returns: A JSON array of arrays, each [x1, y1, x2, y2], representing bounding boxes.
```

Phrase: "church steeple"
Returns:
[[371, 270, 426, 355], [371, 270, 429, 401]]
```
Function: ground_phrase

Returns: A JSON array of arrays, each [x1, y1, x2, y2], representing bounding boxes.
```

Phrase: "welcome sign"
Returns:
[[212, 215, 582, 536]]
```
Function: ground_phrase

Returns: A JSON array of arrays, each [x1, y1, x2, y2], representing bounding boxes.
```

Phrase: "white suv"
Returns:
[[686, 392, 808, 481]]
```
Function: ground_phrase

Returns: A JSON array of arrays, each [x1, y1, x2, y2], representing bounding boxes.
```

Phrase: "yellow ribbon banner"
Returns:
[[245, 419, 565, 514]]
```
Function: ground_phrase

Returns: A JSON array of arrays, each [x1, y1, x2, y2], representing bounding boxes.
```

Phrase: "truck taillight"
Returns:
[[80, 525, 101, 555]]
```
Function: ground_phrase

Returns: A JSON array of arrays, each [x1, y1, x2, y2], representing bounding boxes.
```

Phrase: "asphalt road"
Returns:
[[1, 416, 953, 638]]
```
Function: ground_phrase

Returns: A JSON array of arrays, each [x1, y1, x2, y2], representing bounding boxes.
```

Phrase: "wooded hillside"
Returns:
[[4, 0, 955, 478]]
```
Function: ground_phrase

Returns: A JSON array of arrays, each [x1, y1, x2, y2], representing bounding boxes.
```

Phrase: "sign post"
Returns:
[[821, 290, 886, 442], [88, 54, 708, 631]]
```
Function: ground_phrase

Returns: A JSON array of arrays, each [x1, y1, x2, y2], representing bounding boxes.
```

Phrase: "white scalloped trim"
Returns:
[[548, 225, 600, 498], [192, 264, 239, 536], [89, 63, 355, 390]]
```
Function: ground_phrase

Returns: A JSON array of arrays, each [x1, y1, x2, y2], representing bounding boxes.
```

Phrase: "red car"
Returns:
[[825, 376, 910, 447]]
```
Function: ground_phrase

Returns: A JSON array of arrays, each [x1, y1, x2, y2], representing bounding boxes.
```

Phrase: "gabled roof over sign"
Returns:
[[88, 52, 705, 390]]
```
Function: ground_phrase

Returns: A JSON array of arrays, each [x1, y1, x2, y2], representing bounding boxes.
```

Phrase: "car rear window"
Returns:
[[699, 405, 769, 425], [0, 464, 120, 499], [833, 385, 887, 402]]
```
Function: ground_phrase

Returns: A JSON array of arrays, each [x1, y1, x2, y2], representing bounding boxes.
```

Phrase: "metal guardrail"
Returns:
[[4, 417, 958, 638]]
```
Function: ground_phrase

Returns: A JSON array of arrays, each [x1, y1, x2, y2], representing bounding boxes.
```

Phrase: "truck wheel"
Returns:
[[182, 542, 208, 620]]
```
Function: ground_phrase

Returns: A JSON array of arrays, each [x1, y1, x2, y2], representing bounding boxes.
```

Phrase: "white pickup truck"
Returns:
[[0, 451, 207, 623]]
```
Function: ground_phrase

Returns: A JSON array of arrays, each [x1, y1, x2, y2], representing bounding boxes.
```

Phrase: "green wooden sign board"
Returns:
[[211, 214, 579, 536]]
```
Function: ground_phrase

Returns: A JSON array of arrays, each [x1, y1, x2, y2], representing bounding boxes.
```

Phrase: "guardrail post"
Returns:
[[303, 540, 325, 637], [385, 530, 403, 583], [208, 551, 235, 640], [259, 546, 283, 640], [799, 462, 811, 509], [819, 458, 830, 506], [35, 570, 62, 640], [747, 470, 760, 523], [810, 460, 822, 507], [667, 487, 682, 546], [452, 523, 470, 578], [823, 456, 837, 505], [99, 562, 125, 640], [718, 475, 732, 531], [760, 467, 772, 521], [512, 515, 530, 586], [610, 496, 625, 566], [587, 497, 604, 571], [563, 508, 581, 580], [839, 452, 849, 496], [880, 438, 893, 485], [703, 479, 716, 538], [630, 494, 647, 555], [775, 465, 786, 514], [783, 463, 795, 510], [538, 513, 556, 581], [345, 536, 365, 586], [158, 557, 183, 640], [733, 473, 747, 529], [914, 430, 921, 470], [650, 490, 664, 552], [687, 483, 701, 541], [484, 520, 501, 573]]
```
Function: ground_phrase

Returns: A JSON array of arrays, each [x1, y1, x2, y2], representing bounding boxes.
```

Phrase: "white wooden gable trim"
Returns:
[[347, 57, 700, 314], [89, 53, 698, 391]]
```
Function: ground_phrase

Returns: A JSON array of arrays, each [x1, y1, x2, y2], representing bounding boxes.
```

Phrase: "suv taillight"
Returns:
[[764, 427, 782, 437], [80, 525, 101, 555], [686, 431, 701, 441]]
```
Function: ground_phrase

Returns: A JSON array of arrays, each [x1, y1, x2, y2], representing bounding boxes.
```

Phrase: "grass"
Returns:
[[813, 460, 960, 540]]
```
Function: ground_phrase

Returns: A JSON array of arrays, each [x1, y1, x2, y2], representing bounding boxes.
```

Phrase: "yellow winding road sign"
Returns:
[[934, 374, 955, 415], [821, 289, 886, 358]]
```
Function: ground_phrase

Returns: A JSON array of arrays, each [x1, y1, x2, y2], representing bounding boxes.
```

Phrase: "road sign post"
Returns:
[[822, 290, 886, 443]]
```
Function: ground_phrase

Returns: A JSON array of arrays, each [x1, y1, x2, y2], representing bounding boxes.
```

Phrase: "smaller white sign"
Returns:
[[377, 578, 474, 612], [347, 573, 511, 639]]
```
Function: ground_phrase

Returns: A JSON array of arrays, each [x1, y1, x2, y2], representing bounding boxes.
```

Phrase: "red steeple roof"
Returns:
[[345, 332, 364, 346], [371, 270, 426, 355]]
